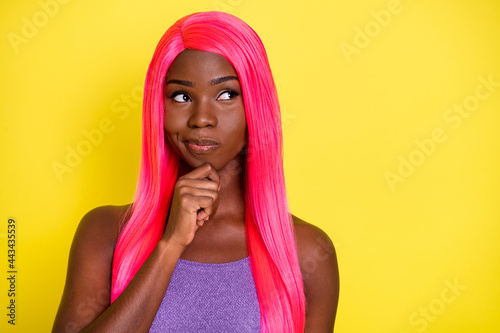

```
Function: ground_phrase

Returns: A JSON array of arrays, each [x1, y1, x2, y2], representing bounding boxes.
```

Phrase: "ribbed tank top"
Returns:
[[149, 257, 261, 332]]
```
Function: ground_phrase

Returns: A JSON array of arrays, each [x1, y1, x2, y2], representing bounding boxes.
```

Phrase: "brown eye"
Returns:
[[216, 90, 239, 101], [171, 92, 191, 103]]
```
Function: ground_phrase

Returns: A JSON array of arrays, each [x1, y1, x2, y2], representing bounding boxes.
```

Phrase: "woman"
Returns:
[[53, 11, 339, 332]]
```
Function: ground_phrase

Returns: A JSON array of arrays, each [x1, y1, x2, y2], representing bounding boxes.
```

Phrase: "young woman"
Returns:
[[53, 11, 339, 333]]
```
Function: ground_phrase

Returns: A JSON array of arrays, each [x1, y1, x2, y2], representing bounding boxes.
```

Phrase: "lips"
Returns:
[[184, 139, 220, 154]]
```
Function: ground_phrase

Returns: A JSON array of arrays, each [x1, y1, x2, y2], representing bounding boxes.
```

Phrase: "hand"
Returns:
[[162, 163, 220, 248]]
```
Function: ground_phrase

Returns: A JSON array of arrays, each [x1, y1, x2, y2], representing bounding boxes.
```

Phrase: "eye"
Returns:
[[171, 92, 191, 103], [217, 90, 239, 101]]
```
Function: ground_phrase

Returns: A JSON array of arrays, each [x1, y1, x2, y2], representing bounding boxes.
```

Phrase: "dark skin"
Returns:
[[53, 50, 339, 332]]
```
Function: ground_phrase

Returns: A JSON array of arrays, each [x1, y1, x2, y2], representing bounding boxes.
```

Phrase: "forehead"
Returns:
[[165, 49, 238, 82]]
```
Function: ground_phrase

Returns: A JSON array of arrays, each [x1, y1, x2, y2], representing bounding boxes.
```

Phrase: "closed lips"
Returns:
[[184, 139, 220, 153]]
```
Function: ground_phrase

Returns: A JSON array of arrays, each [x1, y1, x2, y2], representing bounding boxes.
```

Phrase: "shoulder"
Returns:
[[53, 204, 133, 331], [292, 215, 339, 330], [77, 204, 132, 236], [76, 204, 131, 241], [71, 204, 132, 259], [292, 215, 337, 275]]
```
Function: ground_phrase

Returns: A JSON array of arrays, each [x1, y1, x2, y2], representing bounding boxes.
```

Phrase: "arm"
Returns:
[[53, 163, 220, 333], [293, 216, 340, 333], [52, 205, 184, 333]]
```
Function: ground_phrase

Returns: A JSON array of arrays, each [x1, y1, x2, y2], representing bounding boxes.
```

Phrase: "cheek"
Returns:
[[163, 115, 172, 135], [236, 113, 247, 141], [163, 112, 181, 146], [224, 114, 246, 142], [238, 121, 247, 142], [230, 121, 247, 154], [227, 104, 247, 139], [163, 108, 183, 133]]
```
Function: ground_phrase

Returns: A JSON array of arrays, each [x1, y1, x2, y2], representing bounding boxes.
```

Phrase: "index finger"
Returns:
[[182, 162, 220, 185]]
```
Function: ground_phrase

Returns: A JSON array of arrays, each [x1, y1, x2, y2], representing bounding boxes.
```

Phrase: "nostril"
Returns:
[[188, 110, 217, 128]]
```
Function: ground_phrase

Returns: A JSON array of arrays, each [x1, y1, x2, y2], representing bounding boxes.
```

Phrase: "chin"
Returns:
[[181, 155, 245, 175]]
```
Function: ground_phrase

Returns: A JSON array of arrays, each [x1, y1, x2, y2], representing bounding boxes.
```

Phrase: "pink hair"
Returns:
[[110, 11, 305, 332]]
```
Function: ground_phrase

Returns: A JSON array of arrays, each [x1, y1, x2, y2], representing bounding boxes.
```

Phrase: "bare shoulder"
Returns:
[[67, 203, 132, 286], [53, 204, 132, 332], [74, 204, 131, 250], [68, 203, 133, 282], [292, 215, 336, 268], [292, 215, 340, 331]]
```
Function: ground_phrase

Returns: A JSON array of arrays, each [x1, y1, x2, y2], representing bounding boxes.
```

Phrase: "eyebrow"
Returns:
[[165, 79, 194, 87], [210, 75, 239, 85], [165, 76, 239, 87]]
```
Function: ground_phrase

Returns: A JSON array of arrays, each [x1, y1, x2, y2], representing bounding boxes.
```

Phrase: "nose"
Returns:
[[188, 99, 218, 128]]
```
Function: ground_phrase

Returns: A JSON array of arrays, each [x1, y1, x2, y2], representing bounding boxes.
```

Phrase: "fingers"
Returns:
[[178, 193, 217, 216], [179, 162, 220, 187], [176, 163, 220, 219], [175, 179, 219, 193], [163, 163, 220, 247]]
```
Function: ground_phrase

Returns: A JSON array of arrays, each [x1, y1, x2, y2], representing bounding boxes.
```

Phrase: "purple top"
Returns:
[[149, 257, 261, 332]]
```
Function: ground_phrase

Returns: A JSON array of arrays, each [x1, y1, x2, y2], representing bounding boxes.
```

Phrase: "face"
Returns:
[[163, 49, 247, 171]]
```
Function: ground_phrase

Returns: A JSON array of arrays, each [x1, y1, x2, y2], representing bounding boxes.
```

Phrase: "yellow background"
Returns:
[[1, 0, 499, 332]]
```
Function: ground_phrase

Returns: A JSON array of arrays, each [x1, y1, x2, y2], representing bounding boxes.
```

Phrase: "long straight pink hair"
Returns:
[[110, 11, 305, 332]]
